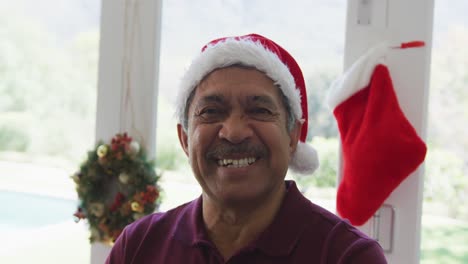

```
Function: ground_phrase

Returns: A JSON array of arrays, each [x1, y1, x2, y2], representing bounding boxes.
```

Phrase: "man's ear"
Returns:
[[177, 124, 189, 157], [289, 121, 302, 154]]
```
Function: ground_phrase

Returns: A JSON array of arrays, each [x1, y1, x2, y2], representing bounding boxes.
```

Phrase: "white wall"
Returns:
[[92, 0, 163, 263], [342, 0, 434, 263]]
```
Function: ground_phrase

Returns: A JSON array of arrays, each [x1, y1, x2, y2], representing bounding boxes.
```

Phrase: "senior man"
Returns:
[[106, 33, 387, 263]]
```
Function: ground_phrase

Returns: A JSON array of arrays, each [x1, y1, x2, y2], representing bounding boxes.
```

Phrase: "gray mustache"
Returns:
[[206, 142, 267, 159]]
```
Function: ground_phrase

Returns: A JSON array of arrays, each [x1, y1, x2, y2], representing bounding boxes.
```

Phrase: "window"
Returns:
[[155, 0, 346, 212], [421, 1, 468, 263], [0, 1, 100, 263]]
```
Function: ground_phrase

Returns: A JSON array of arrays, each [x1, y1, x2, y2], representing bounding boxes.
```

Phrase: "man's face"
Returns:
[[177, 67, 301, 206]]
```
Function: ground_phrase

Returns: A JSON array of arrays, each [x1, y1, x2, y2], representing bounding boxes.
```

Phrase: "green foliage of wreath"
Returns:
[[72, 133, 162, 244]]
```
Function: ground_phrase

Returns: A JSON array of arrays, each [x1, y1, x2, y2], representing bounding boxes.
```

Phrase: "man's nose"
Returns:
[[218, 113, 253, 144]]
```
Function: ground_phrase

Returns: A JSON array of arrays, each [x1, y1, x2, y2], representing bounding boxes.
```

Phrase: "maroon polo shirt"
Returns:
[[106, 181, 387, 263]]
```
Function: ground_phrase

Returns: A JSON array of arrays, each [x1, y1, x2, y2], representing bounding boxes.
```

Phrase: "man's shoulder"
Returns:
[[124, 199, 196, 239], [286, 184, 368, 241], [106, 199, 200, 263], [300, 200, 374, 244], [298, 201, 386, 262]]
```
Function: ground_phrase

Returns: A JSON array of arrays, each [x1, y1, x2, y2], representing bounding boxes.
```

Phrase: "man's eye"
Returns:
[[195, 107, 225, 122], [251, 108, 272, 115], [200, 108, 220, 115]]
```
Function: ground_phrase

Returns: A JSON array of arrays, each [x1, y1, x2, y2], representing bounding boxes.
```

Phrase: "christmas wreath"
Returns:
[[72, 133, 162, 244]]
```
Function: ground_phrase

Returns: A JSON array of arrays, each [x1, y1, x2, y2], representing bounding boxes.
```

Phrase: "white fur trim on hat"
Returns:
[[176, 37, 303, 126], [289, 141, 319, 174]]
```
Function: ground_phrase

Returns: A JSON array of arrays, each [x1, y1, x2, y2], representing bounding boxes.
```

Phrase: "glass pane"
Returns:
[[421, 1, 468, 263], [156, 0, 346, 213], [0, 0, 100, 263]]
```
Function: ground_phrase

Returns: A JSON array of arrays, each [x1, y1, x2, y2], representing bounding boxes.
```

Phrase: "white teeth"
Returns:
[[218, 157, 256, 167]]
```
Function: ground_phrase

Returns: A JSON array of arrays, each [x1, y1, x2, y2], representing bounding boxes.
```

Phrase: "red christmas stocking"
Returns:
[[328, 43, 427, 225]]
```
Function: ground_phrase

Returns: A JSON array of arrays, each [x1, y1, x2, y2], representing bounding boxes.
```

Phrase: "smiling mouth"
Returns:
[[217, 157, 257, 168]]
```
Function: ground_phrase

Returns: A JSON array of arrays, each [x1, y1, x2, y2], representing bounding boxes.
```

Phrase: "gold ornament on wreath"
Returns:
[[72, 133, 162, 244]]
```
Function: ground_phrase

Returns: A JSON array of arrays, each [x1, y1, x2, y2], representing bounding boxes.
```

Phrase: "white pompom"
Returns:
[[289, 142, 319, 175]]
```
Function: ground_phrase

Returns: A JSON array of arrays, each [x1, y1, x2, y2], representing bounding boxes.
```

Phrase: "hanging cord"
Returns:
[[392, 41, 425, 49]]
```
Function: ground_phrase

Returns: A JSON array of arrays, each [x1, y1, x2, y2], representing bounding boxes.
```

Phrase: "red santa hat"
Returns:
[[175, 33, 319, 174], [327, 41, 427, 226]]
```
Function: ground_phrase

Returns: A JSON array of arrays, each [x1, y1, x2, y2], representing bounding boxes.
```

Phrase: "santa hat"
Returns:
[[175, 33, 319, 174], [327, 41, 427, 226]]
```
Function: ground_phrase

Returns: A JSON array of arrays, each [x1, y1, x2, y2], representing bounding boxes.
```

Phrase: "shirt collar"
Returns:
[[253, 180, 310, 256], [172, 195, 210, 246], [172, 180, 310, 256]]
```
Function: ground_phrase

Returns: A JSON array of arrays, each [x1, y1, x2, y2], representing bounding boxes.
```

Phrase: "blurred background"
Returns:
[[0, 0, 467, 263]]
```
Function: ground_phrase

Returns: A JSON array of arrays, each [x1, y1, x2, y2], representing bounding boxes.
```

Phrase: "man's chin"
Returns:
[[212, 186, 274, 208]]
